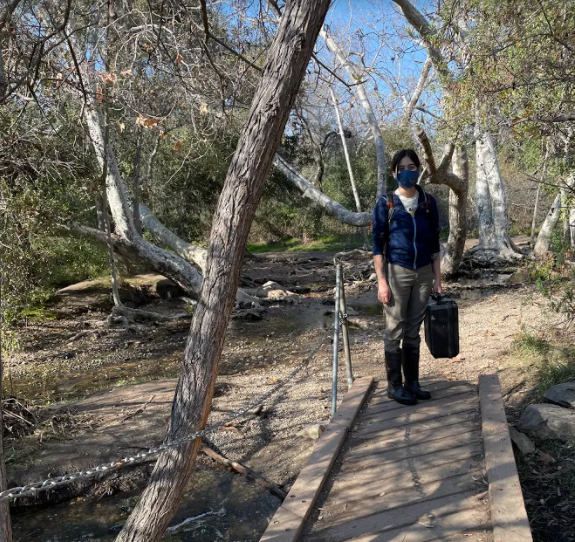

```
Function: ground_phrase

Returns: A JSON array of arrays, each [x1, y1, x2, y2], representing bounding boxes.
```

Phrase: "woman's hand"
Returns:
[[378, 279, 392, 305]]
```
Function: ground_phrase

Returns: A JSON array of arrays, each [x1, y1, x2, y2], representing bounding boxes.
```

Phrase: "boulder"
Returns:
[[508, 425, 536, 455], [508, 268, 530, 285], [544, 381, 575, 408], [516, 404, 575, 441], [299, 423, 325, 440], [254, 281, 299, 303]]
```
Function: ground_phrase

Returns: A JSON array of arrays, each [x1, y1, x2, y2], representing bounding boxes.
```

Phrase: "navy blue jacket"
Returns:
[[372, 186, 441, 270]]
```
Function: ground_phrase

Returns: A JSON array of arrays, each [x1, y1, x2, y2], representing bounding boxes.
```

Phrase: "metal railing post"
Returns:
[[338, 266, 354, 388], [331, 264, 342, 418]]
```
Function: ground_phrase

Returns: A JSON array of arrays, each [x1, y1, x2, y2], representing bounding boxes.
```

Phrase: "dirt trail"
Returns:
[[5, 246, 550, 540]]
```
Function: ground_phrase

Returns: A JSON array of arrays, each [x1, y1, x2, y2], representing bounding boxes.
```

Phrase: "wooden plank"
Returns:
[[358, 396, 479, 435], [259, 377, 373, 542], [360, 391, 478, 423], [306, 490, 489, 542], [367, 383, 476, 414], [339, 439, 484, 477], [320, 470, 485, 526], [329, 507, 493, 541], [331, 377, 376, 429], [341, 429, 482, 472], [352, 409, 479, 441], [347, 419, 479, 457], [328, 455, 485, 507], [479, 374, 533, 542]]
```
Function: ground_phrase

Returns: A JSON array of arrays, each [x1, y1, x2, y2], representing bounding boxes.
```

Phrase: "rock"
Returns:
[[368, 273, 377, 282], [544, 381, 575, 408], [300, 423, 325, 440], [154, 278, 185, 300], [261, 281, 286, 291], [231, 309, 263, 321], [508, 268, 530, 285], [508, 425, 536, 455], [516, 404, 575, 441]]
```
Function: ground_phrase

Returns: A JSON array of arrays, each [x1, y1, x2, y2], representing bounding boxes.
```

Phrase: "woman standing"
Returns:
[[372, 149, 442, 406]]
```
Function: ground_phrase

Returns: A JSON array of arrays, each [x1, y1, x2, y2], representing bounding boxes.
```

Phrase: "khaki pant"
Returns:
[[384, 264, 433, 353]]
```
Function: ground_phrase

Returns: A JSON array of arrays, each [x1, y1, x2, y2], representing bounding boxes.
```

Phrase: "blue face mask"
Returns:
[[396, 169, 419, 189]]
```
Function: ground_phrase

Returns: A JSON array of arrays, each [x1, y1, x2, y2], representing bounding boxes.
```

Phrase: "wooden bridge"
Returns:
[[260, 374, 533, 542]]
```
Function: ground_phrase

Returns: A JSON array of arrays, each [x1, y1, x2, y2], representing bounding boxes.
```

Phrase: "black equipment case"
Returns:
[[424, 295, 459, 359]]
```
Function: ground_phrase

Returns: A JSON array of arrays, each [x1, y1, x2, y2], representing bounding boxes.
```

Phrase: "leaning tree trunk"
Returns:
[[115, 1, 331, 540]]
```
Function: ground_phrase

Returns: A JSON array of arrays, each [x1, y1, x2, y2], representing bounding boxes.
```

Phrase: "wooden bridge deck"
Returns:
[[261, 374, 533, 542]]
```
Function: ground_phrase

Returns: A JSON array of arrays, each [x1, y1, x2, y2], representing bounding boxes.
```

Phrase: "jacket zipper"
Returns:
[[412, 214, 417, 269]]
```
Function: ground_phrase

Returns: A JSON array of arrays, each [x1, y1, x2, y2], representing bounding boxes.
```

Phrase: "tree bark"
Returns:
[[0, 279, 13, 542], [320, 29, 387, 198], [115, 1, 331, 540]]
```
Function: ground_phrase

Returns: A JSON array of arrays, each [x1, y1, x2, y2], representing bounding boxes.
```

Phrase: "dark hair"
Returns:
[[390, 149, 421, 174]]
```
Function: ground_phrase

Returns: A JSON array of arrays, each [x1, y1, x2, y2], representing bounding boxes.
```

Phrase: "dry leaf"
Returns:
[[539, 451, 556, 465], [267, 378, 278, 384], [450, 354, 466, 363], [199, 103, 209, 115], [136, 115, 159, 128], [119, 122, 125, 132], [173, 140, 182, 152], [96, 86, 104, 104], [121, 69, 132, 77], [176, 53, 183, 64], [97, 71, 117, 84]]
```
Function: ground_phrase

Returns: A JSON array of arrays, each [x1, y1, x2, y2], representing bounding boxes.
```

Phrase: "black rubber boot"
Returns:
[[385, 350, 417, 406], [402, 344, 431, 400]]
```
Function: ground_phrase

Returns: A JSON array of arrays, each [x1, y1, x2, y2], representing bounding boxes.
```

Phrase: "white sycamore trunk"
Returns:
[[273, 154, 370, 226], [534, 175, 575, 258], [473, 129, 522, 261]]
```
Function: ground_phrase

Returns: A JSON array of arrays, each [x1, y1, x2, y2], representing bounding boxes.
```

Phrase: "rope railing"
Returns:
[[0, 325, 333, 502]]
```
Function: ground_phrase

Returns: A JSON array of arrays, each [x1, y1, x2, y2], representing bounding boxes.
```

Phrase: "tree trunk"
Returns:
[[531, 180, 542, 245], [570, 204, 575, 249], [273, 154, 370, 226], [330, 88, 361, 213], [534, 192, 562, 258], [320, 29, 387, 198], [535, 175, 575, 258], [442, 146, 469, 276], [475, 130, 496, 248], [473, 129, 522, 261], [115, 1, 331, 540], [139, 204, 207, 273], [0, 279, 13, 542]]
